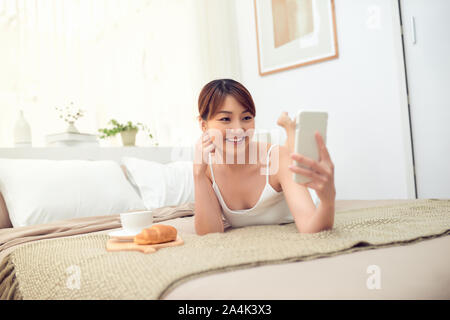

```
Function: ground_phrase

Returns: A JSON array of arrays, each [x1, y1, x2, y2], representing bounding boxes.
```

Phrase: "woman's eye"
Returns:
[[219, 116, 252, 122]]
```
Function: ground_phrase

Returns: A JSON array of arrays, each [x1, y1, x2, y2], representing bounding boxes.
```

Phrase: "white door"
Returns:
[[400, 0, 450, 198]]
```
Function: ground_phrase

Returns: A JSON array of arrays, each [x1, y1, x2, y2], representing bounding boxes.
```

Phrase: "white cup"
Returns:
[[119, 210, 153, 234]]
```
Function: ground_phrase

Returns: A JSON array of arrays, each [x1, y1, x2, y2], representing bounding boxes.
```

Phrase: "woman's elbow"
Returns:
[[295, 222, 333, 234], [195, 228, 209, 236], [195, 225, 224, 236], [195, 229, 224, 236]]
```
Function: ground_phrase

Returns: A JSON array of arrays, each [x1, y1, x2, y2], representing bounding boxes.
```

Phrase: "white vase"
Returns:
[[14, 110, 32, 147], [66, 121, 79, 134]]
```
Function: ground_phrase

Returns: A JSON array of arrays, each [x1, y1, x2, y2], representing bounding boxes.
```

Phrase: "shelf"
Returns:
[[0, 146, 194, 163]]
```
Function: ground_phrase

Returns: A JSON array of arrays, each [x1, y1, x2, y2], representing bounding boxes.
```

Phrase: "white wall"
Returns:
[[233, 0, 415, 200]]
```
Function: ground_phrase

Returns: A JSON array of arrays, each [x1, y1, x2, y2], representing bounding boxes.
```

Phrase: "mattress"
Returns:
[[161, 200, 450, 300], [1, 199, 449, 300]]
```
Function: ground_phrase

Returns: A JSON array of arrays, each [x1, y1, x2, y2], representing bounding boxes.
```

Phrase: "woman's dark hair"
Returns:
[[198, 79, 256, 121]]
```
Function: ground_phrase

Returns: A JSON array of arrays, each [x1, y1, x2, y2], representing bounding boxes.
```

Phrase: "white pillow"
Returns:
[[0, 159, 146, 227], [121, 157, 194, 210]]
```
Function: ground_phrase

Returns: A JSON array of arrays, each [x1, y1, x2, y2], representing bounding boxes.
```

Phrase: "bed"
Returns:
[[0, 148, 449, 300]]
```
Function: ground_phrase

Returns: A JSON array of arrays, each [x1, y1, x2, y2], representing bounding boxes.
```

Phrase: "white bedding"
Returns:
[[0, 158, 145, 227]]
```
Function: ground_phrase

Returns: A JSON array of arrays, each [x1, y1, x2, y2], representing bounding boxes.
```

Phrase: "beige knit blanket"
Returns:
[[3, 199, 450, 300]]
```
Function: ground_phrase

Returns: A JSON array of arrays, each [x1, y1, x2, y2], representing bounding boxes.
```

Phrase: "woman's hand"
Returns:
[[193, 130, 215, 177], [288, 131, 335, 205]]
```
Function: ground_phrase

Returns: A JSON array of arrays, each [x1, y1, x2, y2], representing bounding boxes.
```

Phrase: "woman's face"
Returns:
[[202, 95, 255, 157]]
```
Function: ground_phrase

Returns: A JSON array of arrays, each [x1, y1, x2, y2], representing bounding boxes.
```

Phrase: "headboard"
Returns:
[[0, 146, 194, 163]]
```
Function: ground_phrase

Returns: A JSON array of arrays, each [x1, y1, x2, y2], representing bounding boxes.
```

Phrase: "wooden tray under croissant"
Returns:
[[106, 235, 184, 254]]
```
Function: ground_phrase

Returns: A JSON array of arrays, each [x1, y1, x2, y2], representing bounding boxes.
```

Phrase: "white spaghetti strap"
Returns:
[[212, 142, 293, 228], [208, 152, 216, 184], [266, 144, 276, 183]]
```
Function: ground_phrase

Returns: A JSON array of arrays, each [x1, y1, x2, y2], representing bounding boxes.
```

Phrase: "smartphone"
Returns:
[[293, 111, 328, 184]]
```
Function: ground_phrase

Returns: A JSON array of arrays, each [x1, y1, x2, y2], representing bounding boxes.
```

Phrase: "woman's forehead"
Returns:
[[217, 98, 249, 114], [219, 95, 245, 109]]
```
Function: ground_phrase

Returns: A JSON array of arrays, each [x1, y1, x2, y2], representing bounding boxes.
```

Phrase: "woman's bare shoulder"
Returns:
[[264, 142, 288, 157], [265, 143, 288, 192], [262, 143, 288, 168], [254, 141, 272, 152], [255, 141, 288, 164]]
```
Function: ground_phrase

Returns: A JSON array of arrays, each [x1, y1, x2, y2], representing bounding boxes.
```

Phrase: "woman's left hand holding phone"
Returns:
[[289, 131, 335, 205]]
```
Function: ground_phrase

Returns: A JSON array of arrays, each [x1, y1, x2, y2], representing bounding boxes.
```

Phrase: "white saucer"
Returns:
[[108, 229, 141, 240]]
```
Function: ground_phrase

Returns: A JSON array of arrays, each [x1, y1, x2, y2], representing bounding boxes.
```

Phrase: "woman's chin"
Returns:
[[216, 139, 249, 154]]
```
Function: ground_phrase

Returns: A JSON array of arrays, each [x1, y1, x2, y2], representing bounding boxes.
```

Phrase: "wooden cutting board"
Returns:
[[106, 235, 184, 254]]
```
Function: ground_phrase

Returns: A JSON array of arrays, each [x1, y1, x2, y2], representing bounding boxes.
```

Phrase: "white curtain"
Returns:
[[0, 0, 241, 147]]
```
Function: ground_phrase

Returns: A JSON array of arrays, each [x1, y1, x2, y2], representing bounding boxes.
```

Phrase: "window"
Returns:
[[0, 0, 240, 147]]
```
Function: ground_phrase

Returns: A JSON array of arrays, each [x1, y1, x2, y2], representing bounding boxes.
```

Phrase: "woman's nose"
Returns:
[[227, 128, 244, 135]]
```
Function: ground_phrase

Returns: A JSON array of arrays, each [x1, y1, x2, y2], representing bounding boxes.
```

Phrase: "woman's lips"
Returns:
[[225, 137, 245, 144]]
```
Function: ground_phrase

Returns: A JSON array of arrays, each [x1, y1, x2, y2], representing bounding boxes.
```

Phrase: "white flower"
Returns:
[[56, 103, 85, 124]]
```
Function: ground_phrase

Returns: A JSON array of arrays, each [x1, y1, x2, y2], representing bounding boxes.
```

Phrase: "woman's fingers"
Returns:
[[288, 163, 327, 183], [195, 133, 216, 164], [303, 180, 321, 191], [203, 135, 215, 155], [201, 132, 214, 145], [288, 165, 325, 192], [315, 131, 333, 164], [290, 153, 330, 176], [203, 145, 214, 160], [204, 136, 215, 150]]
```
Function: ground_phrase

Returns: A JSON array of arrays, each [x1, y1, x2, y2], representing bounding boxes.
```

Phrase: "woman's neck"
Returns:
[[213, 141, 267, 172]]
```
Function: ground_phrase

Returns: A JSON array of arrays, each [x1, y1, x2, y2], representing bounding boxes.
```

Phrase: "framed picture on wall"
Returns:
[[254, 0, 339, 76]]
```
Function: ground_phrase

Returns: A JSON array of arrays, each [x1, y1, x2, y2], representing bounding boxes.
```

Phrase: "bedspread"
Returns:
[[1, 199, 449, 300]]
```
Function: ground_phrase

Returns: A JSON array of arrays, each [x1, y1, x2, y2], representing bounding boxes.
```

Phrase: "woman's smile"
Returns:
[[225, 136, 245, 144]]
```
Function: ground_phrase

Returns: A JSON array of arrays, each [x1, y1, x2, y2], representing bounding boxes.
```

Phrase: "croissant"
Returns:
[[134, 224, 177, 245]]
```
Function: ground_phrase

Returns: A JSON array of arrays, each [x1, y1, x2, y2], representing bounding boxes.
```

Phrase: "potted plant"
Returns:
[[98, 119, 157, 146]]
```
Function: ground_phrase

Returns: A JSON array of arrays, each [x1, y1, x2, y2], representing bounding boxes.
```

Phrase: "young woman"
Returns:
[[193, 79, 335, 235]]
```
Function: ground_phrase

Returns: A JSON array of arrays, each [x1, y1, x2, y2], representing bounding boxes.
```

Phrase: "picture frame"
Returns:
[[254, 0, 339, 76]]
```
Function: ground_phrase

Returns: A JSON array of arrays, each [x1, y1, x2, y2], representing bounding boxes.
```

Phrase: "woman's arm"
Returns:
[[193, 132, 224, 235], [276, 139, 336, 233], [193, 172, 225, 235]]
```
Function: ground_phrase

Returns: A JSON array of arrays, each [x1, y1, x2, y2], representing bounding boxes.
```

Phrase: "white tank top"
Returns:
[[208, 144, 294, 228]]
